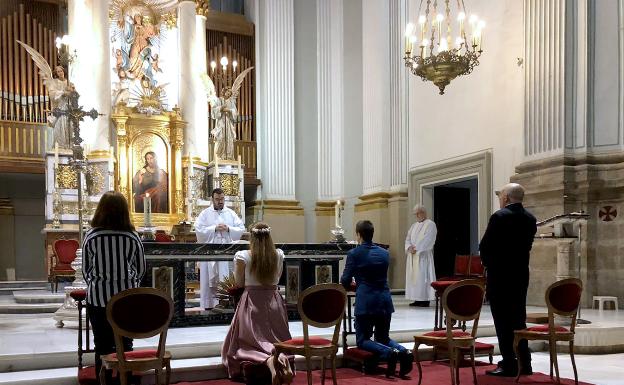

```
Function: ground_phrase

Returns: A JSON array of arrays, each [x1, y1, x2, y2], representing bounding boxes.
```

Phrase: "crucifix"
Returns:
[[52, 88, 101, 328]]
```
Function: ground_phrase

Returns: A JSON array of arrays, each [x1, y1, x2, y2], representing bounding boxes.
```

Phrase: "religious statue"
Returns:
[[202, 67, 254, 160], [17, 40, 75, 149], [133, 151, 168, 213]]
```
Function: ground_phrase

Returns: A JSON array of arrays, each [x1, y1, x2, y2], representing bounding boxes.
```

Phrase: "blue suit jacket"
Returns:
[[340, 242, 394, 316]]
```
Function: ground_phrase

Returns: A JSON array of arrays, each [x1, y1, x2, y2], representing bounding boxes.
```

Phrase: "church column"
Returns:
[[178, 0, 197, 156], [354, 0, 409, 288], [314, 0, 344, 242], [194, 3, 209, 162], [90, 0, 111, 152], [249, 0, 304, 242]]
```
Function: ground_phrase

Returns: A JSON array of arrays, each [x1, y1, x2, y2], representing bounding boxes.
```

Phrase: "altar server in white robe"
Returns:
[[195, 188, 245, 309], [405, 205, 438, 307]]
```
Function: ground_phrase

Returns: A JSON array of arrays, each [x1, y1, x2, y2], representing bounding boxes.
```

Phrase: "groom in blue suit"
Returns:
[[340, 220, 413, 378]]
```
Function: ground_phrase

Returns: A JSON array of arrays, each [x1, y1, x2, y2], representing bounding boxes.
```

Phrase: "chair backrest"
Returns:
[[453, 255, 471, 276], [468, 255, 483, 276], [53, 239, 79, 265], [155, 231, 174, 242], [298, 283, 346, 347], [545, 278, 583, 331], [107, 287, 173, 339], [442, 279, 485, 336]]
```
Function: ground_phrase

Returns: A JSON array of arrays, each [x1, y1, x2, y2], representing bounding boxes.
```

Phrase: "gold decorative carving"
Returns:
[[57, 165, 78, 189], [85, 164, 106, 196], [219, 174, 240, 196], [196, 0, 210, 16], [175, 190, 184, 215]]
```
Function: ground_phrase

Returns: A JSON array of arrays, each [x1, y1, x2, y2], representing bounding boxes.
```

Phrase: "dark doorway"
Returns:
[[432, 179, 476, 278]]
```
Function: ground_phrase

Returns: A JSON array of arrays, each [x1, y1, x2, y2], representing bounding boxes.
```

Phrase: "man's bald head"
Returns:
[[497, 183, 525, 208]]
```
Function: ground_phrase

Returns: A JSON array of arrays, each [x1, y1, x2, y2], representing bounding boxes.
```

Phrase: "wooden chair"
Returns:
[[431, 255, 472, 330], [50, 239, 79, 292], [100, 288, 174, 385], [274, 283, 347, 385], [414, 279, 486, 385], [71, 289, 98, 385], [513, 278, 583, 385]]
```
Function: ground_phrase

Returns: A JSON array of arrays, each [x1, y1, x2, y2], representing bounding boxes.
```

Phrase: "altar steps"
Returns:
[[0, 281, 48, 295], [0, 290, 64, 314], [0, 337, 519, 385]]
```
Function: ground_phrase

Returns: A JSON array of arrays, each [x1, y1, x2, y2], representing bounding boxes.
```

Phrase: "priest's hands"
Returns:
[[408, 245, 417, 254], [216, 223, 229, 232]]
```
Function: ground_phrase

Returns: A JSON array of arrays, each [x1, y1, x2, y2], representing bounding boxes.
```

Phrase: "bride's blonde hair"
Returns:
[[249, 222, 278, 285]]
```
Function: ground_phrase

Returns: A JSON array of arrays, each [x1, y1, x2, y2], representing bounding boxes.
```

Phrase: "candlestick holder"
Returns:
[[52, 190, 62, 228], [330, 227, 346, 243], [143, 227, 156, 241]]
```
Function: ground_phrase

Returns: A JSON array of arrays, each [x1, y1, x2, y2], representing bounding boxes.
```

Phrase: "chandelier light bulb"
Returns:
[[457, 12, 466, 21], [405, 23, 415, 37], [469, 14, 478, 24], [220, 56, 228, 66], [438, 38, 448, 52], [210, 61, 217, 72], [478, 20, 486, 29], [410, 35, 418, 44], [232, 60, 238, 69], [418, 15, 426, 24], [422, 39, 430, 48], [436, 14, 444, 22]]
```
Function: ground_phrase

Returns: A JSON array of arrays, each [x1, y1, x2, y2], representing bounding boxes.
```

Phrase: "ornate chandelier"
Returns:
[[404, 0, 484, 94]]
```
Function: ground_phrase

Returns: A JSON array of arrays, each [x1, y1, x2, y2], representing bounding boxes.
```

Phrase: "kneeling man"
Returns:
[[340, 220, 412, 378]]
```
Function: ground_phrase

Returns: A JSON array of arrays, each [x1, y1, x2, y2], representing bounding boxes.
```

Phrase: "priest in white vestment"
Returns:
[[195, 188, 245, 309], [405, 205, 438, 307]]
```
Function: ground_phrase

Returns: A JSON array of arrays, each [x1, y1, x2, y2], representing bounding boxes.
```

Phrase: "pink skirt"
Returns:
[[221, 285, 292, 379]]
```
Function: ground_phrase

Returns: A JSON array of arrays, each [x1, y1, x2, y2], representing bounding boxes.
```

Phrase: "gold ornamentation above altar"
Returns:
[[110, 0, 177, 112]]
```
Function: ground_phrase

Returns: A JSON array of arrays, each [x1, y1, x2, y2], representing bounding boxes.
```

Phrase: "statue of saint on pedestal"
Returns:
[[17, 41, 75, 149], [202, 67, 254, 160]]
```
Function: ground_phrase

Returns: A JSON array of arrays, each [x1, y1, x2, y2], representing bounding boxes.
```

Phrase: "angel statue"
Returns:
[[202, 67, 254, 160], [17, 40, 74, 149]]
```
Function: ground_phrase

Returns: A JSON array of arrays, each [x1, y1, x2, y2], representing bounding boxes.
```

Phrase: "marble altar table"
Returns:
[[142, 242, 355, 327]]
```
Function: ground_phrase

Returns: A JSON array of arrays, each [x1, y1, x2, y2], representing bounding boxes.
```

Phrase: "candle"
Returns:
[[214, 154, 219, 179], [108, 146, 114, 173], [237, 155, 242, 181], [335, 200, 341, 228], [144, 193, 152, 227], [404, 23, 415, 53], [54, 142, 59, 168]]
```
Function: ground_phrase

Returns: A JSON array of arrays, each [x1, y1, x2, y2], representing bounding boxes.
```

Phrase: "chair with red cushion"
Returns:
[[100, 288, 174, 385], [274, 283, 347, 385], [431, 255, 472, 330], [341, 283, 375, 373], [513, 278, 583, 385], [414, 279, 486, 385], [51, 239, 79, 292], [71, 289, 98, 385]]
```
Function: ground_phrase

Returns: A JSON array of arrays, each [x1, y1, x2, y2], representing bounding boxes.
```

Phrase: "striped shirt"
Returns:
[[82, 228, 146, 307]]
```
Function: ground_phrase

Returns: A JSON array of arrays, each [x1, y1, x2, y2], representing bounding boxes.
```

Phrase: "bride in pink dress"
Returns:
[[221, 222, 294, 385]]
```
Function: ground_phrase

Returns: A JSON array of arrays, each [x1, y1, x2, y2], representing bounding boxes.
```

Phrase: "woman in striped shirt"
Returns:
[[82, 191, 146, 381]]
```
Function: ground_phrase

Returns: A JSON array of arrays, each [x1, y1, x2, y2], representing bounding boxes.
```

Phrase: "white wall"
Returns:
[[407, 0, 524, 211]]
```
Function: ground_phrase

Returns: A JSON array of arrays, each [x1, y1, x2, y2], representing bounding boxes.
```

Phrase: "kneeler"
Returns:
[[341, 285, 376, 373]]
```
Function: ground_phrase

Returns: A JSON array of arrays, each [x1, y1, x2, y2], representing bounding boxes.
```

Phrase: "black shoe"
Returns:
[[520, 366, 533, 375], [398, 350, 413, 378], [409, 301, 419, 307], [385, 350, 399, 378], [485, 367, 518, 377]]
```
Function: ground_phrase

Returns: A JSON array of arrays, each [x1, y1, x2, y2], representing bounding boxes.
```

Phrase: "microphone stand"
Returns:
[[576, 222, 591, 325]]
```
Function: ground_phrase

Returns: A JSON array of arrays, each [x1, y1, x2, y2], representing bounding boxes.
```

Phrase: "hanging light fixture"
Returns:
[[404, 0, 484, 94]]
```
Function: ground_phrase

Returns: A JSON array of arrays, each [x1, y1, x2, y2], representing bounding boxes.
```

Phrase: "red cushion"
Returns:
[[78, 366, 98, 385], [469, 256, 484, 276], [454, 255, 471, 275], [526, 325, 569, 333], [280, 337, 333, 346], [344, 347, 374, 360], [438, 341, 494, 351], [431, 281, 456, 291], [111, 349, 159, 359], [54, 239, 79, 264], [422, 330, 471, 338], [70, 289, 87, 301]]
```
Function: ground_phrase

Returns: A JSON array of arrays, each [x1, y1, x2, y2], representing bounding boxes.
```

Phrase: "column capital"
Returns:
[[195, 0, 210, 16]]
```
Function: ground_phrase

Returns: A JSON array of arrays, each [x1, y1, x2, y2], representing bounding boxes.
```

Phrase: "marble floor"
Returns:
[[0, 296, 621, 384]]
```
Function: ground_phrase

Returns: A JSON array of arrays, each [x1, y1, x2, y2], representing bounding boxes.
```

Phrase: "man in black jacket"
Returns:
[[480, 183, 537, 377]]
